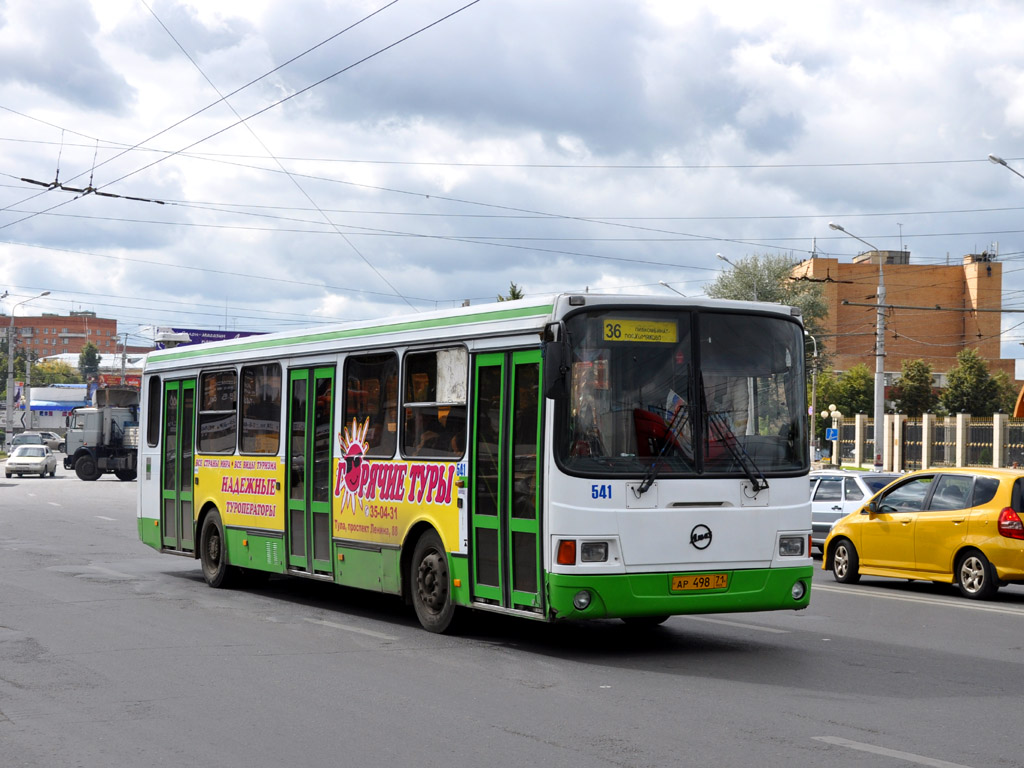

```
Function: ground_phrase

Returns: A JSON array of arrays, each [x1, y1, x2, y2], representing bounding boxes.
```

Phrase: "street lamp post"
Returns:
[[829, 222, 885, 471], [6, 291, 50, 440], [988, 154, 1024, 182], [716, 253, 757, 300], [658, 280, 687, 297]]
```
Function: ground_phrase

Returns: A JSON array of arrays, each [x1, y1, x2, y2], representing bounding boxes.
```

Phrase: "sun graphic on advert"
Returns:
[[338, 418, 371, 514]]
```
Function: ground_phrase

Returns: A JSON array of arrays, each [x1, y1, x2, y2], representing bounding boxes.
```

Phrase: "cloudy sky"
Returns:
[[2, 0, 1024, 357]]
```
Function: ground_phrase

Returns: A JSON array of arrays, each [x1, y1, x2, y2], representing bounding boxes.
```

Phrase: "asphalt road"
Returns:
[[1, 468, 1022, 768]]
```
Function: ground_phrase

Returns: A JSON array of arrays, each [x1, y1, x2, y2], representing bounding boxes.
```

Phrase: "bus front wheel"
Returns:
[[410, 530, 457, 633], [200, 511, 236, 589]]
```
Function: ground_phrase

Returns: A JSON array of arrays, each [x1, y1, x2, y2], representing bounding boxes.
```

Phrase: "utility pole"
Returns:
[[829, 223, 885, 471]]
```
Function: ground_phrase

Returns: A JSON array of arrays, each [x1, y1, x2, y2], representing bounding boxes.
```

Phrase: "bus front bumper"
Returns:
[[546, 566, 813, 620]]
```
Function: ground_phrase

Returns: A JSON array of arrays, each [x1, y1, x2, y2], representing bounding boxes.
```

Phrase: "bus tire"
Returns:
[[75, 455, 100, 481], [114, 469, 137, 481], [200, 510, 236, 589], [831, 538, 860, 584], [410, 530, 457, 633]]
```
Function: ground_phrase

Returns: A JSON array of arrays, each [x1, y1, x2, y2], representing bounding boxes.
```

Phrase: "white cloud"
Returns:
[[0, 0, 1023, 358]]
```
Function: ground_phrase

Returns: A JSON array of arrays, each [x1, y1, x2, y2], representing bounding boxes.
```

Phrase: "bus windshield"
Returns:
[[558, 308, 807, 476]]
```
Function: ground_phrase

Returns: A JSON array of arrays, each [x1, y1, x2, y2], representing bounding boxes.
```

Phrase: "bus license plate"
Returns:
[[671, 573, 728, 591]]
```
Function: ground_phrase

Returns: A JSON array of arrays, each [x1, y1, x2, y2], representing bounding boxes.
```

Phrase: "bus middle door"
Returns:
[[286, 367, 335, 577], [470, 350, 543, 614]]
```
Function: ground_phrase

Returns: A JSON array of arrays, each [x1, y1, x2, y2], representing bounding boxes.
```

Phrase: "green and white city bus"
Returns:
[[138, 293, 812, 632]]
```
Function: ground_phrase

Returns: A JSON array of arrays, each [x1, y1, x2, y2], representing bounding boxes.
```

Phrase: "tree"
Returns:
[[812, 364, 874, 446], [31, 359, 81, 386], [890, 359, 939, 416], [79, 342, 102, 380], [497, 282, 525, 302], [706, 252, 828, 324], [991, 370, 1019, 415], [707, 252, 832, 373], [940, 348, 1000, 415]]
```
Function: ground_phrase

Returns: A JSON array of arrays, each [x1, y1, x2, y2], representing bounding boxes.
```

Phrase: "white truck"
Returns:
[[63, 387, 139, 481]]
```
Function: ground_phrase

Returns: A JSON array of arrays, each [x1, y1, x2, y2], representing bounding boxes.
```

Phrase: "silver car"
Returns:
[[5, 445, 58, 478], [810, 470, 901, 551], [34, 431, 64, 452]]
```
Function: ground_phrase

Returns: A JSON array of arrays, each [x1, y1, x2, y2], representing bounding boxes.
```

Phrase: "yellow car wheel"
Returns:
[[832, 539, 861, 585], [957, 550, 998, 600]]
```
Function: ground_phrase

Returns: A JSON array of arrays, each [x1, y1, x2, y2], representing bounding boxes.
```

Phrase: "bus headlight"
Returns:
[[778, 536, 805, 557], [791, 581, 807, 601], [573, 590, 592, 610], [580, 541, 608, 562]]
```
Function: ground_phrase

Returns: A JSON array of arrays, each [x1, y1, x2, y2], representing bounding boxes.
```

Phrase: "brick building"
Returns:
[[790, 250, 1016, 386], [2, 310, 120, 360]]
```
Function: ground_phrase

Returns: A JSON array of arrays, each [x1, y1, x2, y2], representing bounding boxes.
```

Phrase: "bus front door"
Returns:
[[160, 379, 195, 553], [286, 367, 335, 576], [470, 350, 543, 614]]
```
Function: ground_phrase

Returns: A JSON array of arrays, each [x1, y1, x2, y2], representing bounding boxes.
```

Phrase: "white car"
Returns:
[[5, 445, 58, 478], [810, 470, 901, 551]]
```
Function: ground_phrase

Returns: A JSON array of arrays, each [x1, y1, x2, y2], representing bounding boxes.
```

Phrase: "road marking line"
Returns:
[[48, 502, 61, 507], [814, 736, 975, 768], [684, 616, 789, 634], [814, 583, 1024, 616], [303, 617, 398, 641], [95, 515, 116, 521], [87, 566, 134, 579]]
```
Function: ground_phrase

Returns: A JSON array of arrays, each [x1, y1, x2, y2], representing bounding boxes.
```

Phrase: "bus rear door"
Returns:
[[286, 367, 335, 577]]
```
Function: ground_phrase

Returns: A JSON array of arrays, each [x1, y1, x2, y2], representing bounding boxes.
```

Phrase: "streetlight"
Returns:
[[658, 280, 687, 297], [716, 253, 757, 300], [6, 291, 50, 440], [988, 153, 1024, 182], [820, 404, 843, 467], [829, 222, 885, 471]]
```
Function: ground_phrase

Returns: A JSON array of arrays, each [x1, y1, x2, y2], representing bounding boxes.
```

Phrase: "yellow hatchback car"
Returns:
[[823, 468, 1024, 599]]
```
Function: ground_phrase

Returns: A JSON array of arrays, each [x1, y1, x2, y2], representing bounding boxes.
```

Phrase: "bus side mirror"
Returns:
[[542, 323, 569, 401]]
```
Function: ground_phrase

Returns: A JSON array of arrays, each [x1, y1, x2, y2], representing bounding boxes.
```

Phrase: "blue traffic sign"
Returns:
[[825, 427, 839, 441]]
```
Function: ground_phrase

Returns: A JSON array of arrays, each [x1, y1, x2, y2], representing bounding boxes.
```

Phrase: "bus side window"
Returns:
[[344, 353, 398, 458], [240, 363, 282, 454], [198, 369, 237, 454], [402, 348, 467, 460], [146, 375, 161, 447]]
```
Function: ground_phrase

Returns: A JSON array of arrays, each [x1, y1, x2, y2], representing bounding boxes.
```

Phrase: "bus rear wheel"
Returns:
[[410, 530, 457, 633], [75, 455, 100, 481], [200, 511, 236, 589]]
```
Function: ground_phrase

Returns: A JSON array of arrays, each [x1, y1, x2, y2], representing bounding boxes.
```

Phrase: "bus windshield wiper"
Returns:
[[708, 412, 769, 493], [635, 404, 692, 496]]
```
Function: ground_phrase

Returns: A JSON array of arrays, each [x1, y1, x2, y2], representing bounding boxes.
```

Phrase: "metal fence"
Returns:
[[1006, 418, 1024, 468], [929, 419, 954, 468], [839, 422, 856, 463], [824, 414, 1021, 471], [902, 419, 923, 470]]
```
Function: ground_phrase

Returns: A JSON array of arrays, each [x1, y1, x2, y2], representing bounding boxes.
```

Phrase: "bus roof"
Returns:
[[143, 293, 800, 372]]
